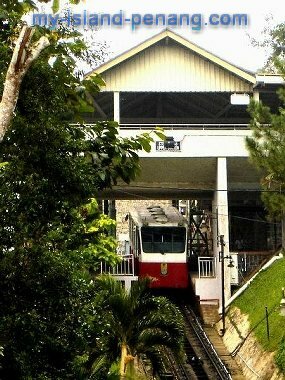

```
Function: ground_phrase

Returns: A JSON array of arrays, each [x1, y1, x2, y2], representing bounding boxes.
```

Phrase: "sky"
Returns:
[[33, 0, 285, 72]]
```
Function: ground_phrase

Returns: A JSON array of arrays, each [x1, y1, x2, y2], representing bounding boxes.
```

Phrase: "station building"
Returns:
[[85, 29, 284, 309]]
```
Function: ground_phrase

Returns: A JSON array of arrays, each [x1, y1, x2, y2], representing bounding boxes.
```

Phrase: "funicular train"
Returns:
[[128, 205, 189, 288]]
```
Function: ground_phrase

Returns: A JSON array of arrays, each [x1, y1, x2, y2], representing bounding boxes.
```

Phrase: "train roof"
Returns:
[[129, 205, 187, 227]]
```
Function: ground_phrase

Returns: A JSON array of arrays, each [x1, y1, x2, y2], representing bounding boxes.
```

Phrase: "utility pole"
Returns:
[[219, 235, 234, 336], [220, 234, 226, 336]]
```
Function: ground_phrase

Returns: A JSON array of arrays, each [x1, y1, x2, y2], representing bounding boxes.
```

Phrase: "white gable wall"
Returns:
[[101, 43, 253, 92]]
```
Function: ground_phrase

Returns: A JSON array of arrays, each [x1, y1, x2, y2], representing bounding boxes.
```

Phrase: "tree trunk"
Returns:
[[119, 342, 128, 379], [120, 343, 136, 379], [0, 25, 50, 142], [0, 66, 23, 141]]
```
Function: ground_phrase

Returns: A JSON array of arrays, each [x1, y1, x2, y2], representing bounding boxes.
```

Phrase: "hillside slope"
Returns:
[[218, 256, 285, 379]]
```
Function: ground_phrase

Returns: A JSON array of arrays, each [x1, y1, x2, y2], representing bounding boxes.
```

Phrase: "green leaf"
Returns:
[[52, 0, 59, 13], [138, 138, 151, 153], [0, 162, 8, 169], [154, 130, 165, 140]]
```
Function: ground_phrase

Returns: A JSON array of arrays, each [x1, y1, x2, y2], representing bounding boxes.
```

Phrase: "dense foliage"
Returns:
[[0, 1, 161, 378], [82, 276, 185, 379], [246, 95, 285, 218], [246, 23, 285, 219]]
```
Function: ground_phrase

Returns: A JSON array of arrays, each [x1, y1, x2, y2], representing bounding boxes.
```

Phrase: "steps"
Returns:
[[203, 326, 245, 380]]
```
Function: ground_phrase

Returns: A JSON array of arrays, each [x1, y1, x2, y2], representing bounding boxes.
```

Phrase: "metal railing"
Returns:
[[198, 257, 216, 278], [182, 305, 232, 380], [74, 124, 250, 130], [119, 123, 250, 130], [100, 254, 135, 276]]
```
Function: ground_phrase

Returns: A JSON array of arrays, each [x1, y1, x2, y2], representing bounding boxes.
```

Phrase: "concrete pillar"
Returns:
[[114, 91, 120, 123], [212, 157, 231, 303], [253, 90, 259, 102]]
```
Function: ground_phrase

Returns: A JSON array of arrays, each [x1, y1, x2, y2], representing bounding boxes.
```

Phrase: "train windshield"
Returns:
[[141, 227, 186, 253]]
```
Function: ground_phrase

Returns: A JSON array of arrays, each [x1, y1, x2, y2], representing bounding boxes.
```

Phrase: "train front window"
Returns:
[[141, 227, 186, 253]]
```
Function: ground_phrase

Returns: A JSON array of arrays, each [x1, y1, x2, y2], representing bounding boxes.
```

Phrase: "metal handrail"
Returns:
[[119, 123, 250, 130], [101, 254, 135, 276]]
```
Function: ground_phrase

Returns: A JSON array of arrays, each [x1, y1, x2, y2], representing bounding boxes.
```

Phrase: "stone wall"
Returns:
[[217, 307, 283, 380]]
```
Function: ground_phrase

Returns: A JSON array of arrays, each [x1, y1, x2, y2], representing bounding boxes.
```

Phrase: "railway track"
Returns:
[[157, 302, 232, 380]]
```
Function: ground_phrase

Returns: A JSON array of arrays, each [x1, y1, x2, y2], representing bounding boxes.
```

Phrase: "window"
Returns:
[[141, 227, 186, 253]]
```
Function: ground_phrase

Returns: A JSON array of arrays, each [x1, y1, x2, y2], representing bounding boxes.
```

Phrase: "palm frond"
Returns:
[[89, 354, 109, 378], [94, 277, 185, 376]]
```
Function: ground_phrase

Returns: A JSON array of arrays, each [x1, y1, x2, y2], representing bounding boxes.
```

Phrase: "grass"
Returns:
[[231, 256, 285, 352]]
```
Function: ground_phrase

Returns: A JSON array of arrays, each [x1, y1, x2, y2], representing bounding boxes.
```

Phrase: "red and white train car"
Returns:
[[128, 205, 189, 288]]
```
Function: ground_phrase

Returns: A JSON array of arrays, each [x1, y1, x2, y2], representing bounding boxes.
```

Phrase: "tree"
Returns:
[[0, 3, 159, 377], [0, 93, 155, 379], [0, 192, 119, 378], [0, 24, 49, 140], [86, 276, 185, 379], [0, 1, 166, 377], [0, 0, 88, 141], [246, 23, 285, 219], [246, 99, 285, 219]]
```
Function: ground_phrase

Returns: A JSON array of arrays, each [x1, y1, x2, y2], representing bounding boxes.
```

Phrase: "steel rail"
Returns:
[[181, 305, 232, 380]]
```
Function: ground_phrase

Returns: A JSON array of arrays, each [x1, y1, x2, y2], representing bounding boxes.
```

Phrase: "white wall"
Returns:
[[119, 129, 251, 158]]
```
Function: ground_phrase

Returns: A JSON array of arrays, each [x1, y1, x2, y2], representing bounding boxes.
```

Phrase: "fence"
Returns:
[[101, 254, 135, 276], [198, 257, 216, 278]]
